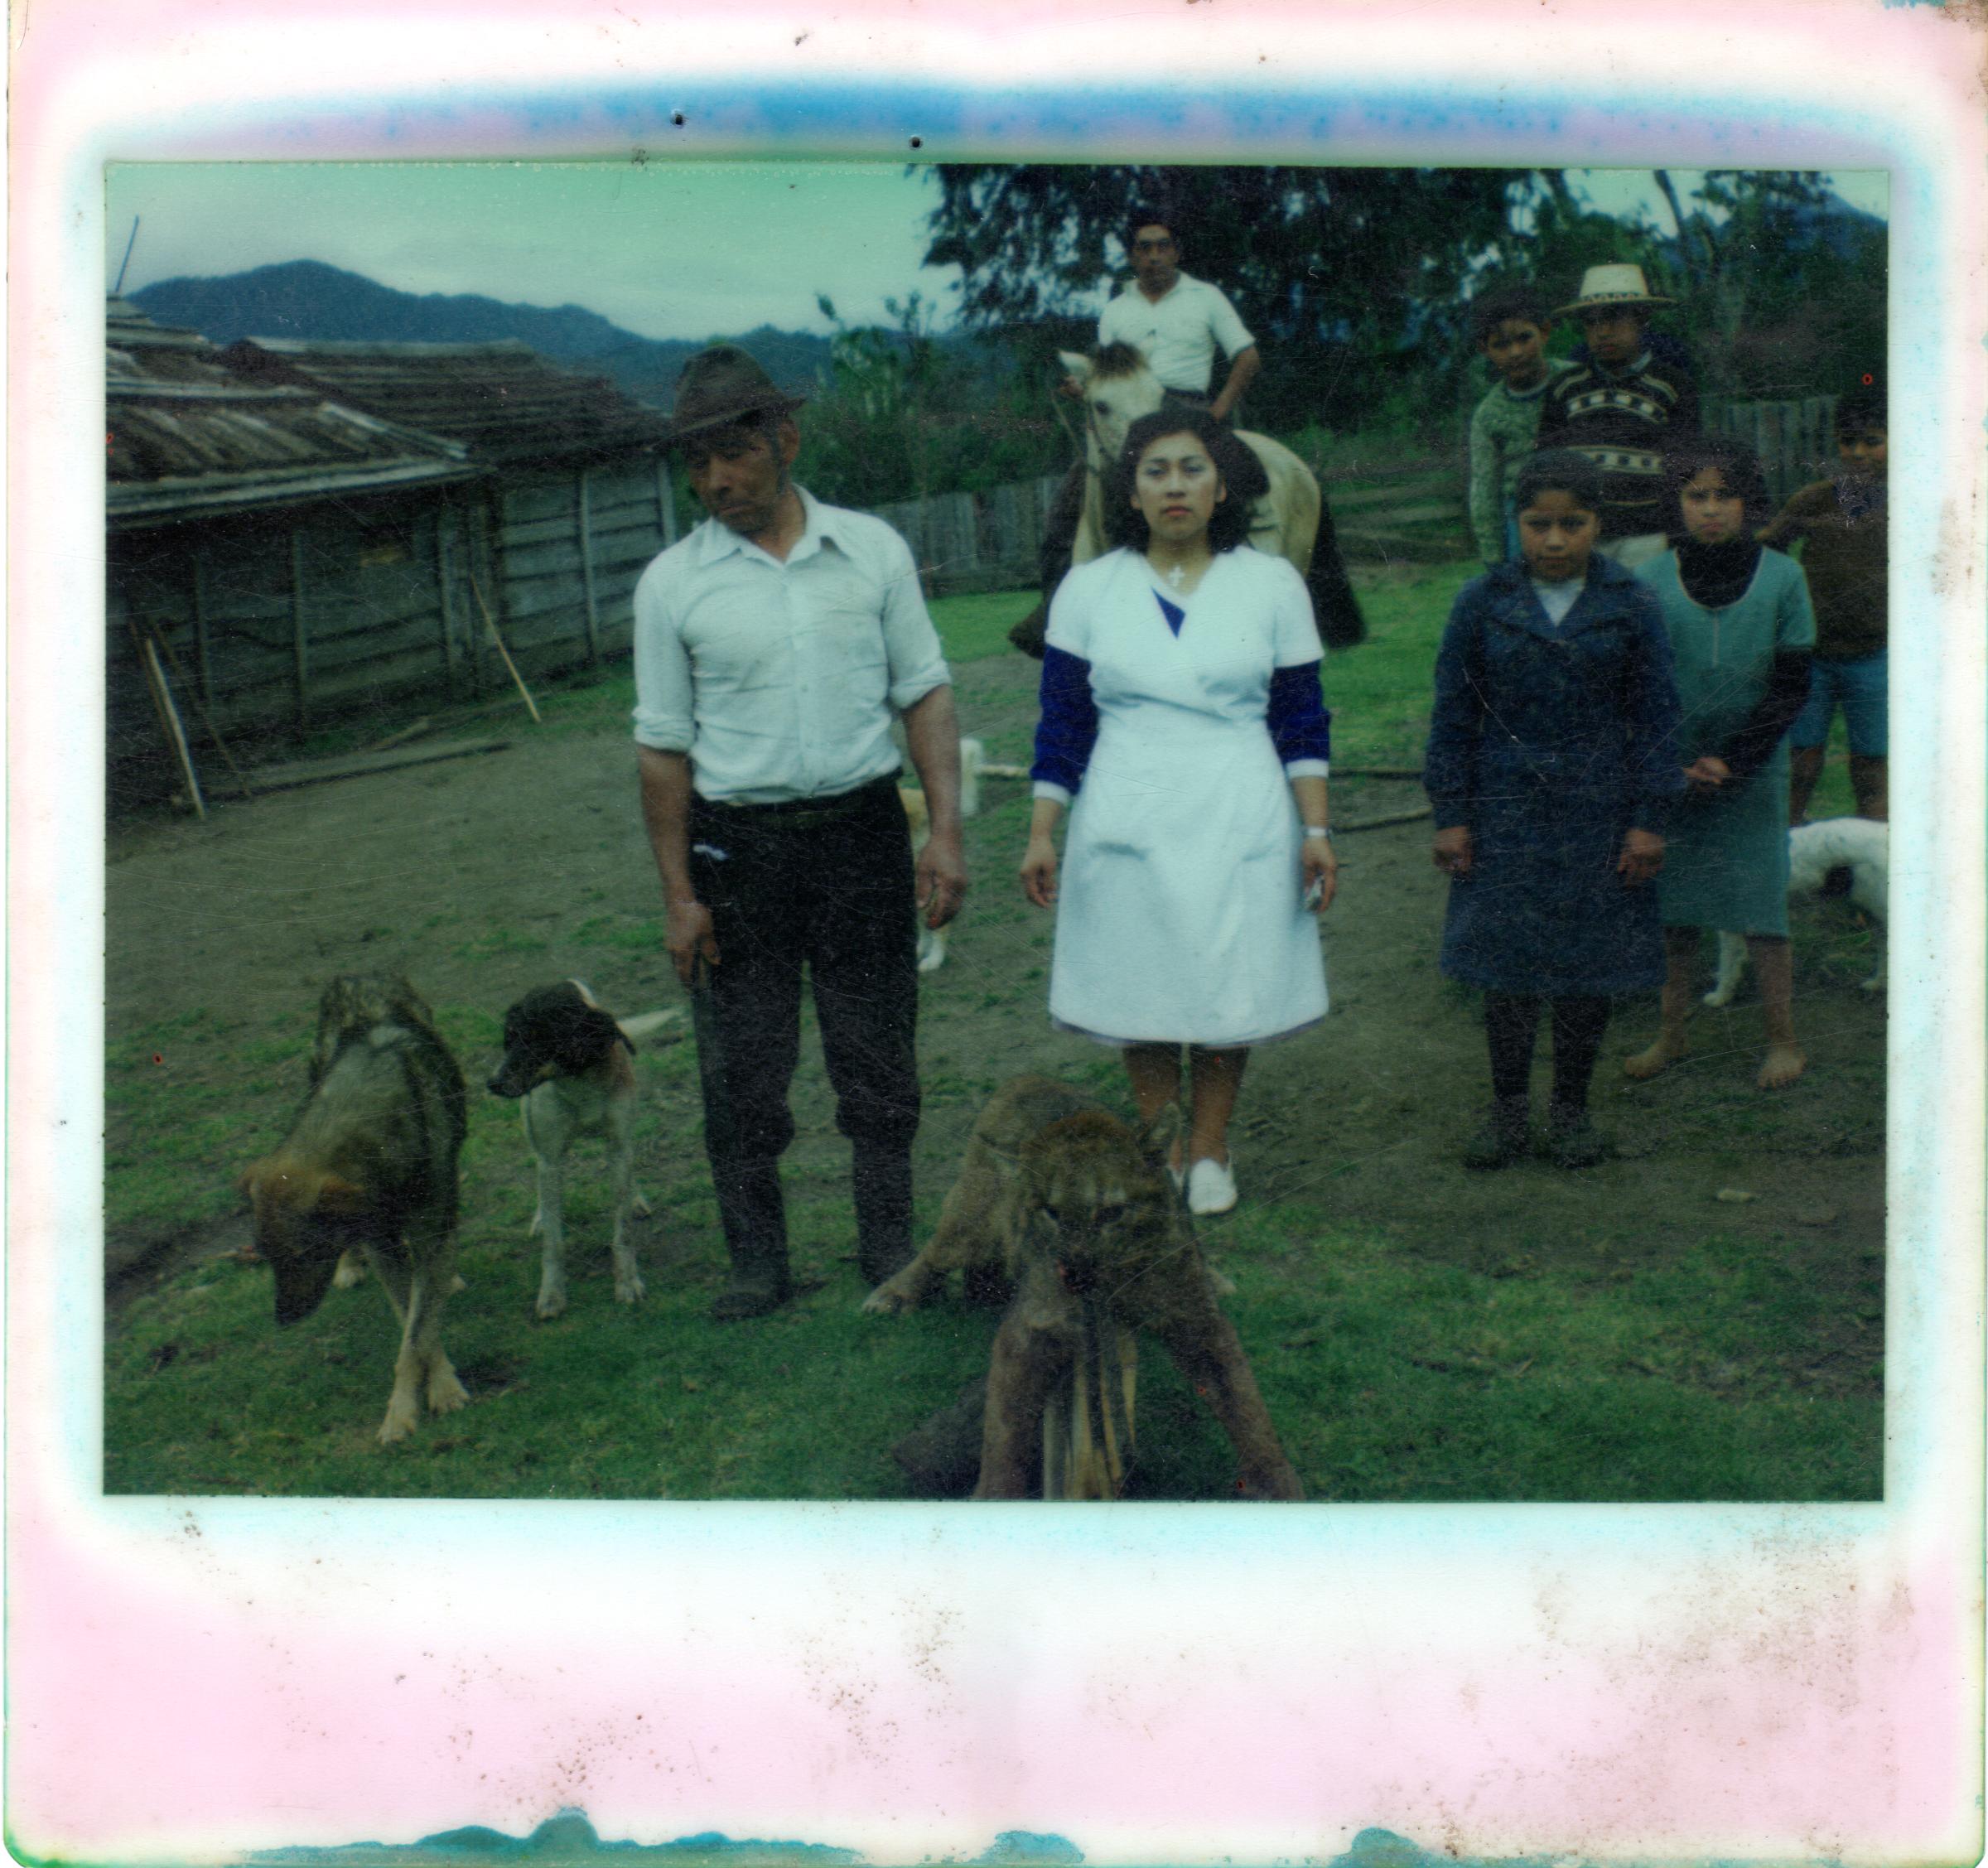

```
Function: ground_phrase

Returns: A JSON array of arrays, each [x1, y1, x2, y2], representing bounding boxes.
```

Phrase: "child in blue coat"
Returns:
[[1425, 451, 1686, 1167]]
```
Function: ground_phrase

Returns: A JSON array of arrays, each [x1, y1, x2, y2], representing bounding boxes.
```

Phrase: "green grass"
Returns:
[[926, 588, 1038, 664], [105, 552, 1876, 1500], [105, 1175, 1876, 1501]]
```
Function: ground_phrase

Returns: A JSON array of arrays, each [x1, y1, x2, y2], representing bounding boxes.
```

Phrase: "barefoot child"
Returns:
[[1624, 436, 1817, 1090], [1425, 451, 1683, 1168], [1465, 283, 1571, 567], [1761, 385, 1888, 823]]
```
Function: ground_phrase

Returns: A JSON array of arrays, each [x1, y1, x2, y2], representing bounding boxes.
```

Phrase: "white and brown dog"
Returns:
[[1706, 817, 1889, 1006], [487, 980, 683, 1319], [900, 736, 984, 973]]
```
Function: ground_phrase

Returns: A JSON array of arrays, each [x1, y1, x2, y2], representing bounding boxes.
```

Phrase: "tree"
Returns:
[[924, 165, 1529, 431]]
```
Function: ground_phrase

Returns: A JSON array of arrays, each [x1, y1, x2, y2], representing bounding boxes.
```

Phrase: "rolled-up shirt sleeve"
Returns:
[[879, 531, 951, 712], [631, 556, 694, 752], [1208, 284, 1256, 359]]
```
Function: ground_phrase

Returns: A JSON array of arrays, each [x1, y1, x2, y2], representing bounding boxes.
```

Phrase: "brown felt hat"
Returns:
[[664, 345, 807, 446]]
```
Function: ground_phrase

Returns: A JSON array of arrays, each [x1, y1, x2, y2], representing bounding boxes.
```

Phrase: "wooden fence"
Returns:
[[874, 457, 1476, 592], [1706, 397, 1841, 504], [870, 397, 1837, 593]]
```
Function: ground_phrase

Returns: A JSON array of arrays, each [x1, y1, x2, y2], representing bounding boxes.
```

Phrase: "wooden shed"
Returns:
[[221, 336, 678, 676], [107, 301, 492, 795]]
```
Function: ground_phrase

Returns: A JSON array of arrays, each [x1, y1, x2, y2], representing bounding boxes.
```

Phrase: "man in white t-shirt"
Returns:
[[1022, 210, 1264, 649], [1093, 210, 1261, 419]]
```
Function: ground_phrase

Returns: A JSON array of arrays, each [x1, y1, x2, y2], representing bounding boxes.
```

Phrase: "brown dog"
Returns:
[[867, 1075, 1303, 1501], [240, 974, 469, 1445]]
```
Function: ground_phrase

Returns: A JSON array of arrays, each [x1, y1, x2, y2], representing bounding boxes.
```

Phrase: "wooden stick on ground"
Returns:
[[147, 625, 258, 797], [139, 634, 205, 818], [1334, 804, 1433, 833], [466, 573, 543, 725]]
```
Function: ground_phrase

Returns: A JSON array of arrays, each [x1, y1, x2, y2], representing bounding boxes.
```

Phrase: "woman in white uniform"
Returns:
[[1021, 408, 1336, 1216]]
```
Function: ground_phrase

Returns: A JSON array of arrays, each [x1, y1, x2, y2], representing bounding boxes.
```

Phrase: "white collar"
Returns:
[[696, 485, 839, 566]]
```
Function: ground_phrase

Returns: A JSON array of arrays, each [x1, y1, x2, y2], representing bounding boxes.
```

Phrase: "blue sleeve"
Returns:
[[1267, 660, 1331, 765], [1423, 582, 1489, 830], [1623, 584, 1688, 833], [1030, 644, 1100, 793]]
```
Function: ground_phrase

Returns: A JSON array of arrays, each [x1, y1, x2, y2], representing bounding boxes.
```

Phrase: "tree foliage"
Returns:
[[796, 291, 1066, 508], [924, 165, 1886, 435], [925, 165, 1530, 430]]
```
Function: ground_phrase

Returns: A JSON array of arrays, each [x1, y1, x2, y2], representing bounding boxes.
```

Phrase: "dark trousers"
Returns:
[[688, 774, 921, 1177], [1484, 992, 1610, 1112]]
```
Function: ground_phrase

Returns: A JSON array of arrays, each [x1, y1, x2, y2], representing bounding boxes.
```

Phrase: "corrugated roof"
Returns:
[[221, 336, 670, 466], [107, 302, 481, 529]]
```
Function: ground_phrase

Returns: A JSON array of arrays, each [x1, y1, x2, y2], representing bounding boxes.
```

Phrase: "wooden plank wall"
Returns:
[[493, 456, 671, 672], [108, 453, 675, 780]]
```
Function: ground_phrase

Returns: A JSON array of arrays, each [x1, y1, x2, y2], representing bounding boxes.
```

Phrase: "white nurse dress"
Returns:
[[1043, 546, 1329, 1045]]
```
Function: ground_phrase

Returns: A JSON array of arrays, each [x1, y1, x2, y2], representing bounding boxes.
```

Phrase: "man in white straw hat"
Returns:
[[1537, 263, 1701, 568]]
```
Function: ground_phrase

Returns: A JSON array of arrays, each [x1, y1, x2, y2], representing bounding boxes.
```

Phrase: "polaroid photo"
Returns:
[[8, 2, 1984, 1863]]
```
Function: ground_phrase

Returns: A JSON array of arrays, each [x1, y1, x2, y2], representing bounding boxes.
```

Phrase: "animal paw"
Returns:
[[1859, 971, 1884, 993], [615, 1267, 647, 1306], [427, 1364, 470, 1414], [535, 1283, 568, 1320], [377, 1393, 420, 1444], [631, 1189, 653, 1217], [333, 1251, 366, 1290], [861, 1278, 917, 1316]]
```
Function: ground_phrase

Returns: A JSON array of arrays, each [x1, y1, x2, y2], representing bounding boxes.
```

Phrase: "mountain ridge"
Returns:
[[128, 259, 835, 403]]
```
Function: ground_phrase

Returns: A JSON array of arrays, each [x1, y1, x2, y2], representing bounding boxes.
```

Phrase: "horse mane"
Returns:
[[1089, 341, 1151, 381]]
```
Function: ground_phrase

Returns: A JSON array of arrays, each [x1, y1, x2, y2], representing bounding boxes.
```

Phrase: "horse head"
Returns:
[[1060, 344, 1165, 466]]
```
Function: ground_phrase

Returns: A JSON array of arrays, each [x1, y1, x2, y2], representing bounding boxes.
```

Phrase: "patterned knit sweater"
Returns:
[[1537, 349, 1701, 538]]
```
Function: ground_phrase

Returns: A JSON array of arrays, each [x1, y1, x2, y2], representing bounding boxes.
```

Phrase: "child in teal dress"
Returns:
[[1624, 436, 1817, 1090]]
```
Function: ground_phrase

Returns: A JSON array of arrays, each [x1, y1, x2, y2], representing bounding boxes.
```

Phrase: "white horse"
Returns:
[[1060, 343, 1315, 565], [1058, 345, 1363, 646]]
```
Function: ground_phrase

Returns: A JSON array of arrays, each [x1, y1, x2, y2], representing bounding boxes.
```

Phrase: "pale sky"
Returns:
[[104, 163, 1887, 342]]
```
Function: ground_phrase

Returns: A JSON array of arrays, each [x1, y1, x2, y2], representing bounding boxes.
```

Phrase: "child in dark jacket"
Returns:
[[1425, 450, 1686, 1168]]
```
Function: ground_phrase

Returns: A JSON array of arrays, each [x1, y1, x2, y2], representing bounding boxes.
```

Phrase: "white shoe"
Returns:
[[1186, 1156, 1238, 1216]]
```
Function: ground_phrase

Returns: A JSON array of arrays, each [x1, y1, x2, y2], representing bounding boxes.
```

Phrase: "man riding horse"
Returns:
[[1016, 203, 1363, 655]]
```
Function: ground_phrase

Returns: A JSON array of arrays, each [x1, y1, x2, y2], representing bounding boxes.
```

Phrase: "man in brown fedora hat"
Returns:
[[1537, 263, 1701, 567], [633, 344, 969, 1320]]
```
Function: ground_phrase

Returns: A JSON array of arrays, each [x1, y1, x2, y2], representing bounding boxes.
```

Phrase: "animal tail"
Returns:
[[617, 1008, 688, 1046], [1307, 495, 1367, 649]]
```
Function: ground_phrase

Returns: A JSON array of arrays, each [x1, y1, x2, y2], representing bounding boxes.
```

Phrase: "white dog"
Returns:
[[1706, 818, 1888, 1006], [900, 736, 984, 973]]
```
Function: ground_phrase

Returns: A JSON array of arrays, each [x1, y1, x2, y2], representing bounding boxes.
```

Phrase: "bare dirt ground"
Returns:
[[105, 646, 1885, 1408]]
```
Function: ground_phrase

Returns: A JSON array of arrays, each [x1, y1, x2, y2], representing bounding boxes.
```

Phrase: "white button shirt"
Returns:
[[632, 487, 951, 804], [1096, 272, 1255, 395]]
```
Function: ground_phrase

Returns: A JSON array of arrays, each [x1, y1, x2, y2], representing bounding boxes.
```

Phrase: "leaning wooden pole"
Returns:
[[133, 625, 205, 818], [149, 625, 257, 797], [466, 571, 543, 725]]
